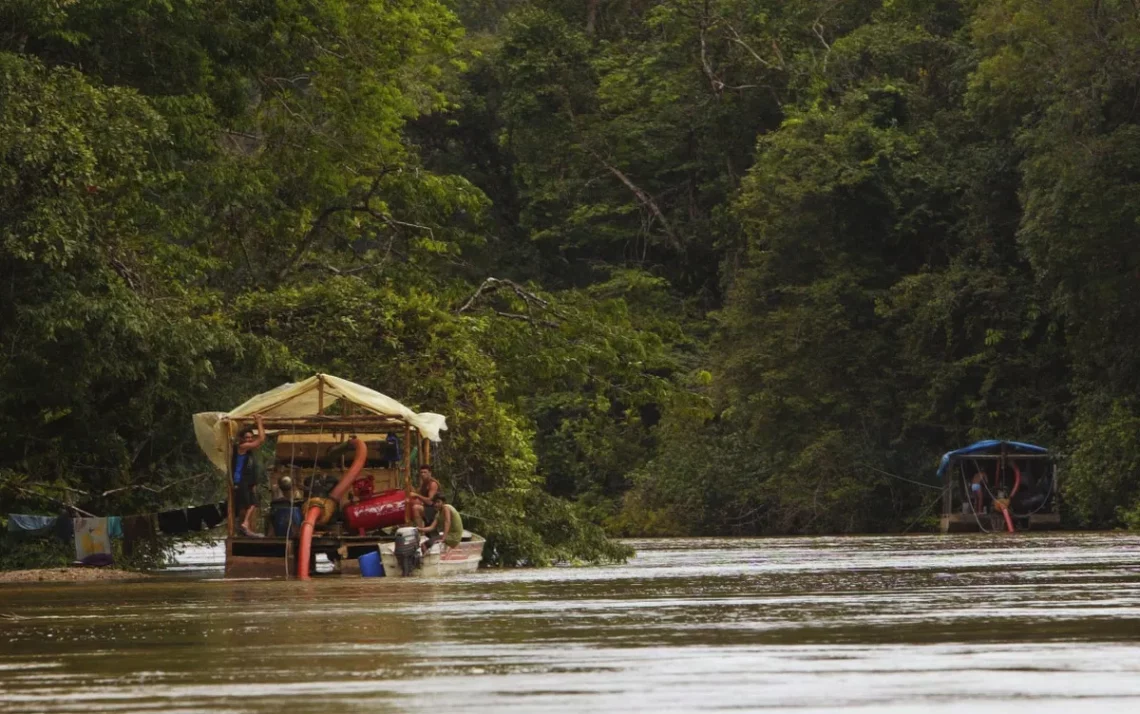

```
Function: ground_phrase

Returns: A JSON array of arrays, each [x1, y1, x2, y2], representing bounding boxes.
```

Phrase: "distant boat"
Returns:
[[936, 440, 1060, 533]]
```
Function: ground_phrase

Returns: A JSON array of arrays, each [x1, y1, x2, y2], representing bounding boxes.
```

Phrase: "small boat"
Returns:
[[378, 530, 485, 577], [936, 439, 1061, 533]]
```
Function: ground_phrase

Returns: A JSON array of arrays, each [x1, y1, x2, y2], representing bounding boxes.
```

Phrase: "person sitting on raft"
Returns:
[[233, 414, 266, 537], [418, 493, 463, 554], [410, 464, 439, 529]]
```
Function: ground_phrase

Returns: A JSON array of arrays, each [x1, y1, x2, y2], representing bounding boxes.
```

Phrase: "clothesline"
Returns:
[[6, 499, 228, 534], [7, 499, 229, 564]]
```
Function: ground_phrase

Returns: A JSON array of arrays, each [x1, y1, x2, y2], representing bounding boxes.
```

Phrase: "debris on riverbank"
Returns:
[[0, 568, 153, 584]]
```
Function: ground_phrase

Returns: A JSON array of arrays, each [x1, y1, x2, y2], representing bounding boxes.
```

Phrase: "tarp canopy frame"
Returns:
[[193, 374, 446, 473], [935, 439, 1050, 480]]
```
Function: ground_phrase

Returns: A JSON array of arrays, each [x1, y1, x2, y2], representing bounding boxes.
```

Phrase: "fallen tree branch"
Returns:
[[100, 482, 180, 498], [457, 277, 564, 327], [494, 311, 561, 328], [1, 482, 95, 518]]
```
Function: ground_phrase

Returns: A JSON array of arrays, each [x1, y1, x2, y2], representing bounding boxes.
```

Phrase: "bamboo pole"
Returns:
[[228, 415, 407, 425], [225, 420, 235, 537], [404, 425, 413, 524], [404, 426, 412, 486], [227, 417, 409, 432]]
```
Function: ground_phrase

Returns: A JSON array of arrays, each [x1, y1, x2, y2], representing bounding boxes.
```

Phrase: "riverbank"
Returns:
[[0, 567, 153, 584]]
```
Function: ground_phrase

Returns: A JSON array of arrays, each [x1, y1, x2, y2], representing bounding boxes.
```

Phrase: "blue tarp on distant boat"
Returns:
[[936, 440, 1049, 479]]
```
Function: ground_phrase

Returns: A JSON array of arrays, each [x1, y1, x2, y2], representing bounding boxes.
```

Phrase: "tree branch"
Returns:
[[457, 277, 563, 328], [723, 22, 783, 70], [277, 168, 409, 281], [584, 147, 685, 253]]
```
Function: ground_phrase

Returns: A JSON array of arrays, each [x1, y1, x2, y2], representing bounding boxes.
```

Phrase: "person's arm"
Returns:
[[252, 414, 267, 448], [418, 514, 439, 533], [240, 414, 268, 453], [440, 507, 451, 542]]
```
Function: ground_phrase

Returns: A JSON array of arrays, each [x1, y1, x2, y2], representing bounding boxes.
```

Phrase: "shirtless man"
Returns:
[[410, 464, 439, 529], [233, 414, 266, 537]]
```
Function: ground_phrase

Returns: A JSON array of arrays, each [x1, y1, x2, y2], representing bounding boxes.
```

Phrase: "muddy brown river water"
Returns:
[[2, 533, 1140, 712]]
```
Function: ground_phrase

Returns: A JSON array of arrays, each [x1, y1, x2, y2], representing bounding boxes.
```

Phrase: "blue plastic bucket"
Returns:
[[271, 505, 301, 535], [358, 550, 384, 578]]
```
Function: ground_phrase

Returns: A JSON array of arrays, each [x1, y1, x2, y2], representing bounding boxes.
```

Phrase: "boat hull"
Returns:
[[379, 532, 484, 577]]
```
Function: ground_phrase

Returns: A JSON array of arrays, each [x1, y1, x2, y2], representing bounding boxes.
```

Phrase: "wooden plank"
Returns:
[[225, 420, 235, 537], [228, 417, 408, 430], [404, 425, 412, 524]]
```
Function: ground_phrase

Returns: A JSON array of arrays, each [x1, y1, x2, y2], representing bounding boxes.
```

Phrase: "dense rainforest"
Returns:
[[3, 0, 1140, 567]]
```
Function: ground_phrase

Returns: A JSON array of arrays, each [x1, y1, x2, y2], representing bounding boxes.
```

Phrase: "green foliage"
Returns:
[[1065, 401, 1140, 527], [0, 533, 74, 571], [8, 0, 1140, 561], [464, 487, 633, 566]]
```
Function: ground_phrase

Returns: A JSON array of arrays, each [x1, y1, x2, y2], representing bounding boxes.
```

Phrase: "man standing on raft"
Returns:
[[233, 414, 266, 537]]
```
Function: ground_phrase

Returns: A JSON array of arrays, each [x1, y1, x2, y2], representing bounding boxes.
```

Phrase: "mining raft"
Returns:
[[193, 374, 484, 578], [937, 439, 1060, 533]]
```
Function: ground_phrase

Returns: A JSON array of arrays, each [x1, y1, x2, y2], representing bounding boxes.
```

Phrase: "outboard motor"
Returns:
[[394, 526, 421, 576]]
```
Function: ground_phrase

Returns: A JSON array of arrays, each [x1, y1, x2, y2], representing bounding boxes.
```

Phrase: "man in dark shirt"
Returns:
[[233, 414, 266, 537]]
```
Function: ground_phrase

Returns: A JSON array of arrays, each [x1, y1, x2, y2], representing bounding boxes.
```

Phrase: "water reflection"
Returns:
[[2, 534, 1140, 712]]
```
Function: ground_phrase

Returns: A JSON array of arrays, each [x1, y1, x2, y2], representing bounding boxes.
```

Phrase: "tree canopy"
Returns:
[[4, 0, 1140, 564]]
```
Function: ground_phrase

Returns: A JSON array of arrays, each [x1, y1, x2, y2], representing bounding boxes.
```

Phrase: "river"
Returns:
[[2, 533, 1140, 712]]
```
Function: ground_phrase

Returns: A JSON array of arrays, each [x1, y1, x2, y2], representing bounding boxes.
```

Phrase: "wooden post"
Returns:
[[225, 420, 235, 537], [404, 424, 413, 524], [404, 425, 412, 481], [942, 470, 951, 521]]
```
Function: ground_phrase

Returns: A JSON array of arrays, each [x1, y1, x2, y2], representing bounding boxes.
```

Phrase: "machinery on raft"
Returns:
[[192, 373, 484, 579], [936, 440, 1061, 533]]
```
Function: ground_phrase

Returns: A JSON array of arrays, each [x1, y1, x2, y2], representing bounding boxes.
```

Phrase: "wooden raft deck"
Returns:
[[226, 534, 396, 578]]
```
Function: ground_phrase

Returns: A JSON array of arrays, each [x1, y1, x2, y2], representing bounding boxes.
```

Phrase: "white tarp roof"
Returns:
[[193, 374, 447, 472]]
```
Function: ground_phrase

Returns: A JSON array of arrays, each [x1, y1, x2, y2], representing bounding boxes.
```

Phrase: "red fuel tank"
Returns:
[[343, 489, 407, 534]]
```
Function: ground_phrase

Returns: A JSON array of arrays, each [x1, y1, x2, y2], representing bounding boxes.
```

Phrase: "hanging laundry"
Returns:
[[53, 512, 74, 542], [122, 515, 157, 557], [73, 517, 111, 561], [107, 516, 123, 539], [74, 553, 114, 568], [185, 506, 205, 532], [156, 508, 189, 535], [7, 514, 58, 537], [187, 503, 224, 531], [203, 502, 226, 528]]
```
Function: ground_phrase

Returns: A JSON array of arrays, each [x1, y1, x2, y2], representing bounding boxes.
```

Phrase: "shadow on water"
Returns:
[[2, 533, 1140, 712]]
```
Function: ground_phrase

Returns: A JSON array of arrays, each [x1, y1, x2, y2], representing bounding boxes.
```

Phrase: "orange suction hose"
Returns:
[[297, 504, 322, 580], [329, 437, 368, 502], [1000, 506, 1015, 533], [297, 438, 368, 580]]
